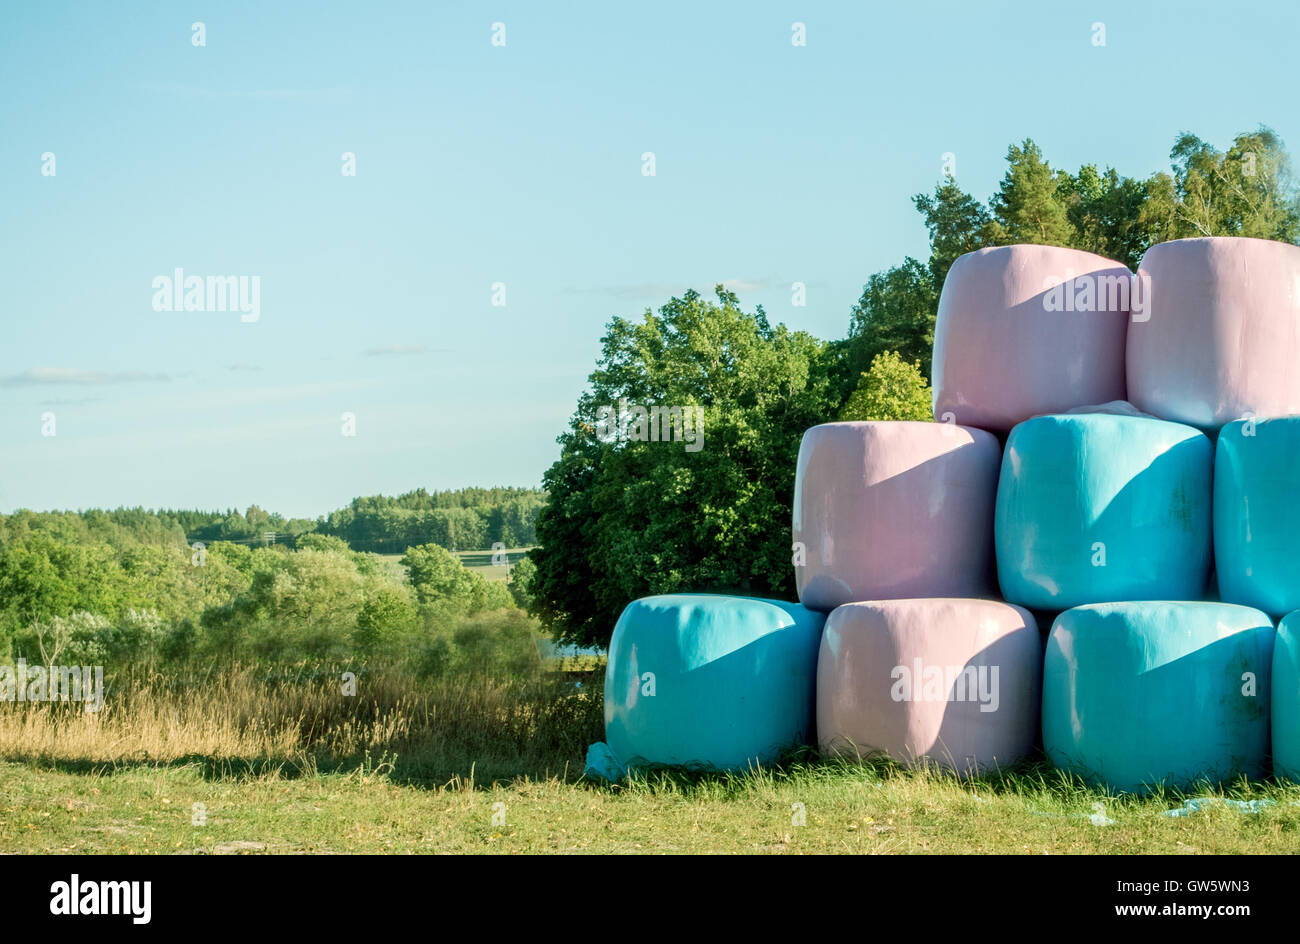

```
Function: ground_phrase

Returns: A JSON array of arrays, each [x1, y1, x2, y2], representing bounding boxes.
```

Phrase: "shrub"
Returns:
[[295, 533, 352, 554], [508, 555, 536, 610], [839, 351, 934, 422]]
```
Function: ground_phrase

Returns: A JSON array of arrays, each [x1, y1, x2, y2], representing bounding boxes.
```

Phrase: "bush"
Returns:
[[295, 534, 352, 554], [111, 608, 166, 662], [353, 582, 419, 655], [161, 618, 198, 663], [478, 580, 515, 613], [839, 351, 934, 422], [401, 543, 516, 617], [414, 635, 453, 680], [416, 610, 542, 681], [508, 556, 536, 610], [13, 610, 113, 665], [401, 544, 480, 609], [451, 610, 540, 678]]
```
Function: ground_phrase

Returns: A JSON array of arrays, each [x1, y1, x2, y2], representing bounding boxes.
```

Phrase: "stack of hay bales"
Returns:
[[587, 236, 1300, 792]]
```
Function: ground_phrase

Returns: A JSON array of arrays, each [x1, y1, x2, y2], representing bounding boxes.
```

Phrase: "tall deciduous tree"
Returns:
[[845, 258, 938, 380], [528, 286, 842, 647], [1055, 164, 1152, 270], [1141, 127, 1300, 243]]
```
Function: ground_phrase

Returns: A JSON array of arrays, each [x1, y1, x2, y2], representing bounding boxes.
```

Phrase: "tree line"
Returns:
[[848, 128, 1299, 382], [71, 486, 552, 552], [0, 496, 541, 670], [314, 488, 545, 553]]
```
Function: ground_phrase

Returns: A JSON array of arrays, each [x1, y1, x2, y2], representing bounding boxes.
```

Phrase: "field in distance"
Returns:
[[375, 547, 534, 582]]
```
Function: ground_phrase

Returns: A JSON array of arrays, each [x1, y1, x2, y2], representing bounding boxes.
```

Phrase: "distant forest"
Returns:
[[0, 487, 546, 666], [0, 487, 546, 555]]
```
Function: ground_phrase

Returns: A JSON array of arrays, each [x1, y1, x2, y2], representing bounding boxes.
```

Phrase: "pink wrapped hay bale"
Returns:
[[932, 244, 1133, 432], [1127, 236, 1300, 429], [817, 598, 1041, 774], [792, 421, 1000, 612]]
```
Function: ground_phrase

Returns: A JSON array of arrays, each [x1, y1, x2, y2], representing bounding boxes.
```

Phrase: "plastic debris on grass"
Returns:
[[583, 742, 627, 782], [1161, 797, 1277, 817]]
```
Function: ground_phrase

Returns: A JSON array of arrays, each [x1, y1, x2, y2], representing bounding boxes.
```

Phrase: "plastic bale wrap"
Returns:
[[793, 421, 1000, 612], [931, 244, 1131, 433], [1273, 611, 1300, 781], [602, 594, 825, 772], [995, 413, 1211, 610], [1127, 236, 1300, 429], [816, 599, 1041, 774], [1215, 417, 1300, 617], [1042, 602, 1274, 792]]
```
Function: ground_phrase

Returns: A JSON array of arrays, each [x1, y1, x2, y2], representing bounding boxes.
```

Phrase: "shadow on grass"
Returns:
[[0, 748, 595, 791], [8, 743, 1297, 807], [578, 744, 1298, 810], [0, 752, 319, 782]]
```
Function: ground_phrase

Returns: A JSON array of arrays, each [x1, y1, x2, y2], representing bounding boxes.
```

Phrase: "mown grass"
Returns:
[[2, 665, 1300, 853], [5, 755, 1300, 854]]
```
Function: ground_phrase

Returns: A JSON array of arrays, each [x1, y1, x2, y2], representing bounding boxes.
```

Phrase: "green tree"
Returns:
[[845, 258, 938, 380], [477, 579, 515, 613], [988, 139, 1076, 246], [1143, 127, 1300, 243], [256, 549, 364, 657], [353, 581, 418, 654], [401, 543, 474, 605], [295, 533, 351, 554], [913, 179, 995, 288], [0, 535, 125, 642], [507, 555, 537, 610], [530, 286, 842, 648], [839, 351, 933, 422], [200, 548, 364, 660], [1056, 164, 1153, 270], [400, 543, 493, 614]]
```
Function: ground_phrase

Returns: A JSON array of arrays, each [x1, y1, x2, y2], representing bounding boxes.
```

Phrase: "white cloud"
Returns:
[[720, 277, 781, 294], [2, 367, 171, 386], [363, 344, 428, 357]]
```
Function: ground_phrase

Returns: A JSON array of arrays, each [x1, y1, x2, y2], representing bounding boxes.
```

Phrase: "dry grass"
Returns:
[[0, 663, 604, 784], [7, 662, 1300, 853]]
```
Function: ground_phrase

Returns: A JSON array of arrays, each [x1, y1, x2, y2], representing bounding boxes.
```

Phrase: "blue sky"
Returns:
[[3, 0, 1297, 518]]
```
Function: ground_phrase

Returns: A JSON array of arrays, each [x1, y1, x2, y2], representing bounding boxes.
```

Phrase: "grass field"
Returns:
[[5, 757, 1300, 854], [2, 662, 1299, 853], [374, 548, 533, 583]]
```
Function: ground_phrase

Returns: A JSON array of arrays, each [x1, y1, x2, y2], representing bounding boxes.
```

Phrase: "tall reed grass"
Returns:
[[0, 662, 605, 785]]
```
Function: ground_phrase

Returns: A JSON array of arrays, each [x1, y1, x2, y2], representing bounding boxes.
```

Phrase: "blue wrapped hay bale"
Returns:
[[1273, 610, 1300, 781], [1216, 417, 1300, 618], [995, 413, 1212, 610], [600, 594, 826, 772], [1043, 602, 1274, 792]]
